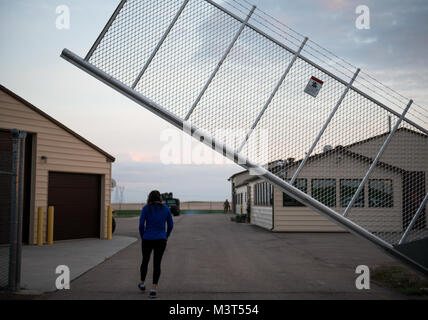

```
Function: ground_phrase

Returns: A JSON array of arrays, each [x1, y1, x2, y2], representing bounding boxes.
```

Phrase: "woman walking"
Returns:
[[138, 190, 174, 298]]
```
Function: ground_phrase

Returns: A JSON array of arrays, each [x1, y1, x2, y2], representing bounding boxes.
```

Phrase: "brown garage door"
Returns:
[[48, 172, 101, 241]]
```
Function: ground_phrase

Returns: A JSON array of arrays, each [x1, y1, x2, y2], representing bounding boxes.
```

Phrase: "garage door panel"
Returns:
[[49, 174, 99, 188], [48, 189, 99, 205], [48, 172, 101, 241]]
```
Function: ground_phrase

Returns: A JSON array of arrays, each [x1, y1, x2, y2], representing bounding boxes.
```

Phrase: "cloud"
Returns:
[[318, 0, 350, 10], [351, 35, 378, 45]]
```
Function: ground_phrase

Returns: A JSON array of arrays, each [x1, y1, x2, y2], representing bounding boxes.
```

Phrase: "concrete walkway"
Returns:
[[41, 214, 415, 300], [20, 236, 137, 293]]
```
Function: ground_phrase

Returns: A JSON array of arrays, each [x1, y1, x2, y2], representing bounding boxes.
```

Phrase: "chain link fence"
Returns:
[[0, 129, 25, 292], [63, 0, 428, 274]]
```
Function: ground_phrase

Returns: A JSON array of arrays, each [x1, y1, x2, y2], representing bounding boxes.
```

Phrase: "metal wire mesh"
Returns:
[[189, 26, 295, 149], [89, 0, 185, 87], [82, 0, 428, 250], [135, 0, 243, 119], [346, 121, 428, 244], [241, 57, 346, 165]]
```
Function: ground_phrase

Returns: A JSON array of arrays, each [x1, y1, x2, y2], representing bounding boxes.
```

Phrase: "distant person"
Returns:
[[138, 190, 174, 299], [224, 199, 230, 213]]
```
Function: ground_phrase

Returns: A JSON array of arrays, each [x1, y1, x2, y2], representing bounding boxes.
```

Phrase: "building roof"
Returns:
[[345, 127, 427, 149], [0, 84, 115, 162], [230, 146, 406, 186], [285, 146, 406, 174], [227, 128, 424, 182]]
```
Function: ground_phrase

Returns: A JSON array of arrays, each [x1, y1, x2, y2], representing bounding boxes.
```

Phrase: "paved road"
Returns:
[[42, 214, 409, 300]]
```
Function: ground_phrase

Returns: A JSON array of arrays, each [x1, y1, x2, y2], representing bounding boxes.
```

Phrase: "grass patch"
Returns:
[[372, 266, 428, 296], [181, 210, 224, 215], [115, 210, 140, 217]]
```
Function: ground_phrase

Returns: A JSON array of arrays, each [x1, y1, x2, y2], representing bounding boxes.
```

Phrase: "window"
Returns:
[[254, 182, 272, 206], [254, 185, 258, 205], [236, 193, 244, 205], [340, 179, 364, 207], [369, 179, 393, 208], [312, 179, 336, 207], [283, 179, 307, 207]]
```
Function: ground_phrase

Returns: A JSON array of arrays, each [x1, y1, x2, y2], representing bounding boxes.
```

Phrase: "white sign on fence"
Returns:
[[304, 76, 324, 97]]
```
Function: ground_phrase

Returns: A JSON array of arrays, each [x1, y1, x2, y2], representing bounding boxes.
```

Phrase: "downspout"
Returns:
[[231, 181, 236, 214], [271, 186, 275, 231]]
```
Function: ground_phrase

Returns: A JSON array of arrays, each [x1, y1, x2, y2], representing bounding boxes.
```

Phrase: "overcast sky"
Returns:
[[0, 0, 427, 202]]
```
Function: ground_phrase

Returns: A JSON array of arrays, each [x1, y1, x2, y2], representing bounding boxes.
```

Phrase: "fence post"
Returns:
[[15, 131, 26, 288], [8, 129, 19, 292]]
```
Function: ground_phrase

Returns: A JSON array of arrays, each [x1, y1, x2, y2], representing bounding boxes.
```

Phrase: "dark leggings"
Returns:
[[140, 239, 167, 285]]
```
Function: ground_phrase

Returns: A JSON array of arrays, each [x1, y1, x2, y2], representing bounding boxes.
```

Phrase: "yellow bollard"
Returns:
[[107, 206, 113, 240], [37, 207, 43, 246], [47, 206, 54, 245]]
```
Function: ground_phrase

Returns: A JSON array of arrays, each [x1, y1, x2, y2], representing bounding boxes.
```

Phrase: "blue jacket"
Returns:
[[139, 203, 174, 240]]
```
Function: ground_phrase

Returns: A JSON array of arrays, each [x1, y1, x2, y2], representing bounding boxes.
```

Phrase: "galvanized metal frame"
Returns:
[[61, 49, 428, 276], [237, 37, 309, 153], [7, 129, 25, 292], [7, 129, 19, 292], [15, 131, 26, 289], [131, 0, 190, 89], [343, 100, 413, 217], [290, 68, 361, 185], [184, 5, 256, 121], [399, 193, 428, 245]]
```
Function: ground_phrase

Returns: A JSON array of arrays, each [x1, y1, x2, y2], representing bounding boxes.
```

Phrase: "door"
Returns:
[[48, 172, 101, 240]]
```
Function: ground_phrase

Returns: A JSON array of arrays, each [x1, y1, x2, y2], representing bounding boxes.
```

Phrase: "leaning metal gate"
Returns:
[[61, 0, 428, 276]]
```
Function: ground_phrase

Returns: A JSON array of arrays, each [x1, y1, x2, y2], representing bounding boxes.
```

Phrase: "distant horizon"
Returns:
[[112, 200, 226, 204]]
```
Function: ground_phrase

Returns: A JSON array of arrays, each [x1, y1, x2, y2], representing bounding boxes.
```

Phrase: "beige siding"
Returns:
[[273, 188, 344, 232], [349, 129, 428, 228], [279, 153, 404, 233], [0, 91, 112, 244]]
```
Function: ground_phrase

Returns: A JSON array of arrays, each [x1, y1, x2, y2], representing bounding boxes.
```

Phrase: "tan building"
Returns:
[[229, 128, 427, 235], [0, 85, 115, 244]]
